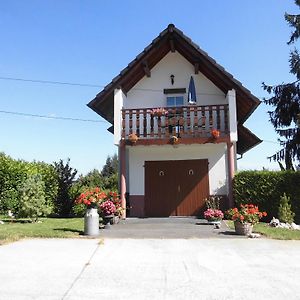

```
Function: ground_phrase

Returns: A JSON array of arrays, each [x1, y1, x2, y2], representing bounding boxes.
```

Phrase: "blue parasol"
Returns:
[[187, 76, 197, 104]]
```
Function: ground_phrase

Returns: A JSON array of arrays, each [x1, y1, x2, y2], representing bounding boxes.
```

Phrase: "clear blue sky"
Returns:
[[0, 0, 298, 174]]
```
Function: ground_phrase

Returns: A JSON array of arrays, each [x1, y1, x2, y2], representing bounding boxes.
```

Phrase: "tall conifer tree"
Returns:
[[263, 0, 300, 169]]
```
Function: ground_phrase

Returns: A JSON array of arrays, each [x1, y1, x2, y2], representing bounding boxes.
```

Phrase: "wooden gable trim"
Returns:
[[173, 35, 259, 123], [121, 35, 170, 93]]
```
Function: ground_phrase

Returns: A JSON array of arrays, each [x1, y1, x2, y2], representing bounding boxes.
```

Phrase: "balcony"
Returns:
[[121, 104, 229, 145]]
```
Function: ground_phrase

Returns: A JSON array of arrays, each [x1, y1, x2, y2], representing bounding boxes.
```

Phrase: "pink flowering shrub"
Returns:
[[99, 200, 116, 216], [204, 208, 224, 221]]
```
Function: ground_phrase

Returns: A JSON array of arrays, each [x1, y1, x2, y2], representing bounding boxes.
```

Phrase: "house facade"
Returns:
[[88, 24, 261, 218]]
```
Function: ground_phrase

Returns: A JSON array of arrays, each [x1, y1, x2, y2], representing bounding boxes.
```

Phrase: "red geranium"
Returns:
[[226, 204, 267, 225], [76, 187, 107, 208], [211, 128, 220, 139]]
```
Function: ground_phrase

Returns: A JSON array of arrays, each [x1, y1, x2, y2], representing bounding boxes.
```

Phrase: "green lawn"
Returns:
[[2, 218, 300, 245], [226, 220, 300, 240], [0, 217, 84, 245]]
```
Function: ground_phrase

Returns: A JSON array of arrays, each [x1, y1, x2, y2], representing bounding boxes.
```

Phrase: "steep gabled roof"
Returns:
[[88, 24, 261, 154], [88, 24, 260, 125]]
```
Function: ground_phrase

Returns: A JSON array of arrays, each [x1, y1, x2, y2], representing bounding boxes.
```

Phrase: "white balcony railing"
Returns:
[[121, 104, 229, 140]]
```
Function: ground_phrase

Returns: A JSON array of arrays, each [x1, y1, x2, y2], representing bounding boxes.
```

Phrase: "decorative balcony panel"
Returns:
[[121, 104, 229, 141]]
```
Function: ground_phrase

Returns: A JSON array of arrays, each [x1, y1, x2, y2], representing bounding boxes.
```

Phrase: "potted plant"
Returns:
[[169, 135, 179, 144], [106, 191, 123, 223], [76, 187, 107, 236], [203, 196, 224, 228], [211, 128, 220, 139], [226, 204, 267, 236], [128, 133, 139, 144], [150, 107, 168, 117], [99, 200, 116, 228]]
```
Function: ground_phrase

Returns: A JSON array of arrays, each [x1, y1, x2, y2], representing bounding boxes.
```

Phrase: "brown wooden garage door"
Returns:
[[145, 159, 209, 217]]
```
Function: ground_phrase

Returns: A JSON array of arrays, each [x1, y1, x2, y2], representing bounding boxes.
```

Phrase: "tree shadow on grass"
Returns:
[[54, 228, 84, 235], [1, 219, 32, 224]]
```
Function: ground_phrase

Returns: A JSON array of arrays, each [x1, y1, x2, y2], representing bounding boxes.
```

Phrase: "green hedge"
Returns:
[[233, 171, 300, 223], [0, 153, 58, 215]]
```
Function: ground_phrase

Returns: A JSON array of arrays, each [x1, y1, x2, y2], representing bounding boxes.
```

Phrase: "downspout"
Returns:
[[237, 154, 243, 160], [119, 141, 126, 219], [227, 142, 235, 208]]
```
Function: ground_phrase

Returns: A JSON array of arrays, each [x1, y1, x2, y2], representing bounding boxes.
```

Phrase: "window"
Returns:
[[167, 96, 184, 107]]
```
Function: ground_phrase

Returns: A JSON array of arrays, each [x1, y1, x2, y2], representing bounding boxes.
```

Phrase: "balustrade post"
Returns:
[[136, 110, 140, 137], [121, 110, 126, 139], [143, 109, 147, 137]]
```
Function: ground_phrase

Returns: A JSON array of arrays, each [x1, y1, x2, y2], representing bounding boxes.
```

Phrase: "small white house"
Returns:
[[88, 24, 261, 218]]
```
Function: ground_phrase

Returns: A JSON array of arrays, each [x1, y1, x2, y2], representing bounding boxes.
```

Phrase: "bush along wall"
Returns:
[[233, 171, 300, 223]]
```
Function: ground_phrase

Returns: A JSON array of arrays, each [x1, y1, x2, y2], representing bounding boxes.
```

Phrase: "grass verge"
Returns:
[[226, 220, 300, 240], [0, 217, 84, 245]]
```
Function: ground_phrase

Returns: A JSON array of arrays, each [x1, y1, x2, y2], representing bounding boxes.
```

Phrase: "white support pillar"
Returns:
[[114, 88, 126, 145], [227, 89, 238, 142], [226, 89, 238, 206]]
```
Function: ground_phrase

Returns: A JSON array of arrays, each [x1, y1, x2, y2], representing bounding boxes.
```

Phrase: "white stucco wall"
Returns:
[[127, 143, 228, 196], [124, 51, 226, 109]]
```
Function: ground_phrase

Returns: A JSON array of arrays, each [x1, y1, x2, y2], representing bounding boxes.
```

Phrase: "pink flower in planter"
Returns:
[[204, 209, 224, 221], [150, 107, 168, 117], [99, 200, 116, 216]]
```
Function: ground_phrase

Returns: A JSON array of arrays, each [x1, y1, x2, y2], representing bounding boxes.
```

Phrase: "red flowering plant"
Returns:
[[75, 187, 106, 209], [211, 128, 220, 139], [226, 204, 267, 225], [99, 200, 116, 216]]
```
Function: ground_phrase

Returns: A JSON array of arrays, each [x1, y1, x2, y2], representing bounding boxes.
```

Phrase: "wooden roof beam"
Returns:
[[169, 39, 175, 52], [194, 62, 199, 74], [142, 60, 151, 78]]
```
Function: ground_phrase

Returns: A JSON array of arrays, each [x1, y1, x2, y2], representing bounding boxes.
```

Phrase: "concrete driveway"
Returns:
[[1, 237, 300, 300], [98, 217, 239, 239]]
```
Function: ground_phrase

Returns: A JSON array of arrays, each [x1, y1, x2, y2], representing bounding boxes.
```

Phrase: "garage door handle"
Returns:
[[178, 185, 180, 192]]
